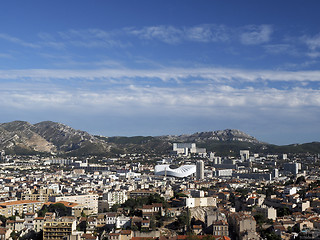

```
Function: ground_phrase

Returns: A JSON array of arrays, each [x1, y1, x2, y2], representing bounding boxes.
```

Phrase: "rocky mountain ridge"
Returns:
[[0, 121, 111, 155], [0, 120, 319, 156], [158, 129, 262, 144]]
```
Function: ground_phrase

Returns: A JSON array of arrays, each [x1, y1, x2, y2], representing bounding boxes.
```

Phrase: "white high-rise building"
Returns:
[[240, 150, 250, 161], [104, 190, 128, 207], [196, 160, 204, 180], [0, 150, 5, 162], [172, 143, 206, 156], [272, 169, 279, 179]]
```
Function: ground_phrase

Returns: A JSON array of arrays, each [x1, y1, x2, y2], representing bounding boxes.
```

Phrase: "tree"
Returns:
[[254, 214, 266, 226], [296, 176, 306, 185], [81, 210, 86, 217], [0, 215, 6, 227], [10, 231, 20, 240], [110, 204, 120, 212], [38, 203, 70, 217], [37, 205, 48, 217], [202, 235, 216, 240], [265, 186, 275, 198], [150, 216, 156, 231], [177, 210, 191, 232], [19, 230, 42, 240], [77, 220, 88, 233], [175, 192, 188, 199], [277, 207, 292, 217]]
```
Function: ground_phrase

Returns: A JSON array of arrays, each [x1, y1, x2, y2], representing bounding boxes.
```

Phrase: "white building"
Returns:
[[104, 190, 128, 207], [186, 197, 217, 208], [283, 186, 297, 196], [254, 206, 277, 220], [172, 143, 206, 156], [49, 194, 99, 213], [272, 169, 279, 179], [115, 216, 131, 229], [240, 150, 250, 161], [154, 164, 196, 178], [215, 169, 233, 177]]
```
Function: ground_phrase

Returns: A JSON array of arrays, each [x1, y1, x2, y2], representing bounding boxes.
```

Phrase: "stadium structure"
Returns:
[[154, 164, 196, 178]]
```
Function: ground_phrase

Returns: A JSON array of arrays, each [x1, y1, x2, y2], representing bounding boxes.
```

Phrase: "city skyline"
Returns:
[[0, 1, 320, 145]]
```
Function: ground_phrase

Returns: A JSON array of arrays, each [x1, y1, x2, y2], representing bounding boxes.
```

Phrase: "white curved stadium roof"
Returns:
[[154, 164, 196, 178]]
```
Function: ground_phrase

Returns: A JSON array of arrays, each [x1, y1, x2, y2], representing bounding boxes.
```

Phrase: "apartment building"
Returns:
[[43, 217, 76, 240], [0, 200, 43, 217], [49, 194, 99, 214]]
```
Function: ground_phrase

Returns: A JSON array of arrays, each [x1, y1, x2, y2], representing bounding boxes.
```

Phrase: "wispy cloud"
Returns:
[[0, 33, 40, 48], [1, 67, 320, 83], [127, 24, 230, 44], [303, 33, 320, 50], [0, 66, 320, 115], [1, 66, 319, 144], [263, 44, 292, 55], [240, 25, 273, 45], [58, 29, 127, 48], [301, 33, 320, 58], [0, 53, 14, 59], [128, 25, 184, 44], [0, 83, 319, 113], [38, 32, 66, 49], [185, 24, 229, 42]]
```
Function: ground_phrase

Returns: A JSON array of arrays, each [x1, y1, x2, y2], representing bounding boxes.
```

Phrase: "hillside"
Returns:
[[0, 121, 111, 156], [0, 120, 319, 156]]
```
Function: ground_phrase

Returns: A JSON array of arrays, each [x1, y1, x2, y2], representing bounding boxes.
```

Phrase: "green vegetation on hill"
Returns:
[[1, 120, 320, 156], [103, 136, 156, 144]]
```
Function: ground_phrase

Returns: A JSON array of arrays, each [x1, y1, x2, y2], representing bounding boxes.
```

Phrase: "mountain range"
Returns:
[[0, 121, 319, 156]]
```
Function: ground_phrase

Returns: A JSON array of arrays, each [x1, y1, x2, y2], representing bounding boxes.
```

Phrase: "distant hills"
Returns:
[[0, 121, 110, 156], [0, 120, 319, 156]]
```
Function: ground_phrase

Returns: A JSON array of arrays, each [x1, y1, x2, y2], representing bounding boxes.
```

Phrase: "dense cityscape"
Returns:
[[0, 140, 320, 240], [1, 1, 320, 240]]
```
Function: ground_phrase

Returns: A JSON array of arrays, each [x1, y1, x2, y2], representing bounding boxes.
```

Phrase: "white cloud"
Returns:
[[57, 29, 127, 48], [303, 33, 320, 50], [185, 24, 229, 42], [0, 33, 40, 48], [1, 67, 320, 84], [263, 44, 292, 54], [240, 25, 273, 45], [38, 32, 66, 49], [307, 51, 320, 58], [0, 53, 13, 59], [128, 24, 229, 44], [0, 85, 319, 115], [128, 25, 184, 44], [1, 72, 319, 145], [301, 33, 320, 58]]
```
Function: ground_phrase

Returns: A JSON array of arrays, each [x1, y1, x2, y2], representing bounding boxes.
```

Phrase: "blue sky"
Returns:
[[1, 0, 320, 145]]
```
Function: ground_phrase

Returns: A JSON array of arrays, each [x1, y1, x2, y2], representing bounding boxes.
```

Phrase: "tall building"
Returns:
[[240, 150, 250, 161], [104, 190, 128, 207], [283, 162, 299, 175], [0, 150, 5, 163], [196, 160, 204, 180], [272, 169, 279, 179]]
